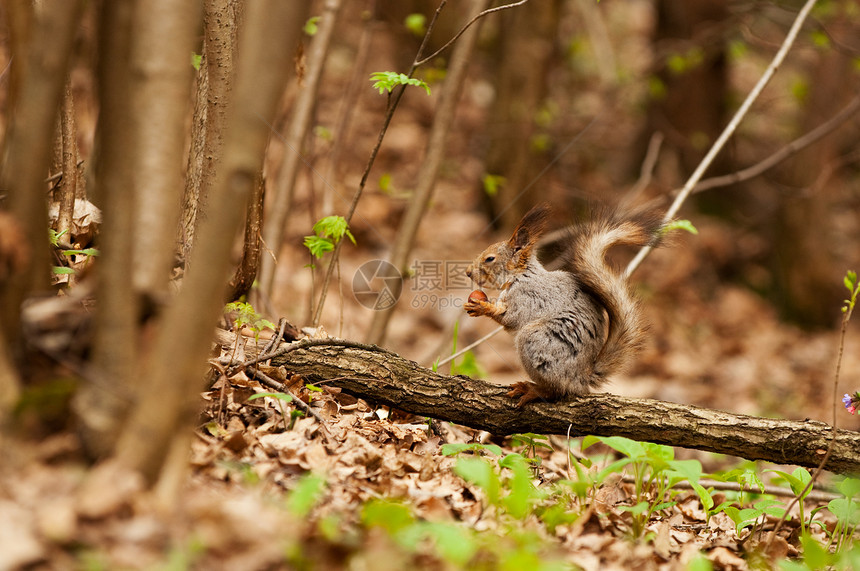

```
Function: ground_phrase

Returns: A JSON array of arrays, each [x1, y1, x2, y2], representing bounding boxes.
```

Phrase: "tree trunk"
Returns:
[[79, 0, 139, 457], [129, 0, 199, 297], [179, 0, 243, 262], [770, 5, 860, 328], [0, 0, 84, 344], [115, 1, 309, 483]]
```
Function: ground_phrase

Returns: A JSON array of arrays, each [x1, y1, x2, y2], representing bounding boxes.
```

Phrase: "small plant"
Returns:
[[370, 71, 431, 96], [49, 229, 100, 276], [510, 433, 551, 477], [827, 476, 860, 552], [842, 270, 859, 316], [224, 300, 275, 340], [303, 215, 355, 262], [582, 436, 709, 538]]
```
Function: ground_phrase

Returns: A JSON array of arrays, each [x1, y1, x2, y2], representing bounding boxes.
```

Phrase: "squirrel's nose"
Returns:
[[466, 265, 473, 279]]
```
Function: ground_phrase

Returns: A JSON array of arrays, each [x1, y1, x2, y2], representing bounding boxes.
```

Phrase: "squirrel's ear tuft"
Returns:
[[509, 203, 551, 250]]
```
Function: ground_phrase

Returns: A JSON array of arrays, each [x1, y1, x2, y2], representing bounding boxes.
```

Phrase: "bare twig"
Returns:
[[249, 367, 325, 424], [625, 131, 664, 202], [311, 1, 447, 326], [690, 93, 860, 195], [261, 317, 289, 356], [413, 0, 530, 67], [625, 0, 819, 278]]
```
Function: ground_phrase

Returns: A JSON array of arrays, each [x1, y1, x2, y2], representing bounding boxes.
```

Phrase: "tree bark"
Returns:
[[179, 0, 243, 262], [242, 338, 860, 475], [115, 1, 309, 483], [227, 172, 264, 301], [55, 80, 77, 249]]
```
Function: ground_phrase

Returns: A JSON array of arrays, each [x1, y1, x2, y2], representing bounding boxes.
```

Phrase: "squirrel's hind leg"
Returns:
[[506, 382, 553, 407]]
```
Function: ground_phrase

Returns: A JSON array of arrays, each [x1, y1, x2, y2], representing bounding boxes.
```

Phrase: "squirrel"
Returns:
[[464, 204, 663, 406]]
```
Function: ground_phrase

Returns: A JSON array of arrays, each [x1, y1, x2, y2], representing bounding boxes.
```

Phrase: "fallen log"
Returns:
[[222, 333, 860, 475]]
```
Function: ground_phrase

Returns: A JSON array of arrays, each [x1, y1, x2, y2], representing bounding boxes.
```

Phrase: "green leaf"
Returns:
[[369, 71, 431, 96], [845, 270, 858, 293], [618, 501, 650, 515], [597, 436, 645, 460], [303, 16, 320, 36], [663, 219, 698, 235], [361, 500, 415, 534], [800, 533, 832, 569], [667, 459, 703, 484], [454, 457, 500, 505], [828, 497, 860, 525], [500, 454, 537, 519], [482, 174, 506, 197], [404, 13, 426, 37], [247, 392, 293, 403], [303, 235, 334, 258], [63, 247, 99, 256], [49, 228, 67, 247], [838, 476, 860, 498], [52, 266, 75, 275], [424, 522, 476, 566], [286, 473, 326, 517], [191, 52, 202, 71], [687, 552, 713, 571], [768, 468, 810, 497], [378, 172, 393, 193]]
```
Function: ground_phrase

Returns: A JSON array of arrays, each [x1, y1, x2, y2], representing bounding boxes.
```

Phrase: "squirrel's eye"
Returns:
[[484, 256, 495, 263]]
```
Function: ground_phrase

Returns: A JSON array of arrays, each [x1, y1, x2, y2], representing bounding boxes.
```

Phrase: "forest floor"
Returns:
[[2, 214, 859, 570], [3, 2, 860, 566]]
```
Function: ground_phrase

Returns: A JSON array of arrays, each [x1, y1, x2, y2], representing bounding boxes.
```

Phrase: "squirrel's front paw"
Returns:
[[464, 298, 490, 317]]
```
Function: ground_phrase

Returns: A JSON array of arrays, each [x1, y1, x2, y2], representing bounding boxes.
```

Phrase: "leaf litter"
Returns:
[[0, 324, 853, 570]]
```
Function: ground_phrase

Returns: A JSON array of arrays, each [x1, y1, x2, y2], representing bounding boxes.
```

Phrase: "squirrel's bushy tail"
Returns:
[[563, 208, 663, 382]]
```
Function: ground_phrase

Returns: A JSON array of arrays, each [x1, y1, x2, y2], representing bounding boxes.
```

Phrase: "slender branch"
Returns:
[[690, 92, 860, 195], [366, 0, 491, 345], [414, 0, 530, 67], [311, 2, 448, 326], [312, 0, 531, 327], [625, 0, 819, 278], [435, 324, 502, 368], [249, 367, 325, 424]]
